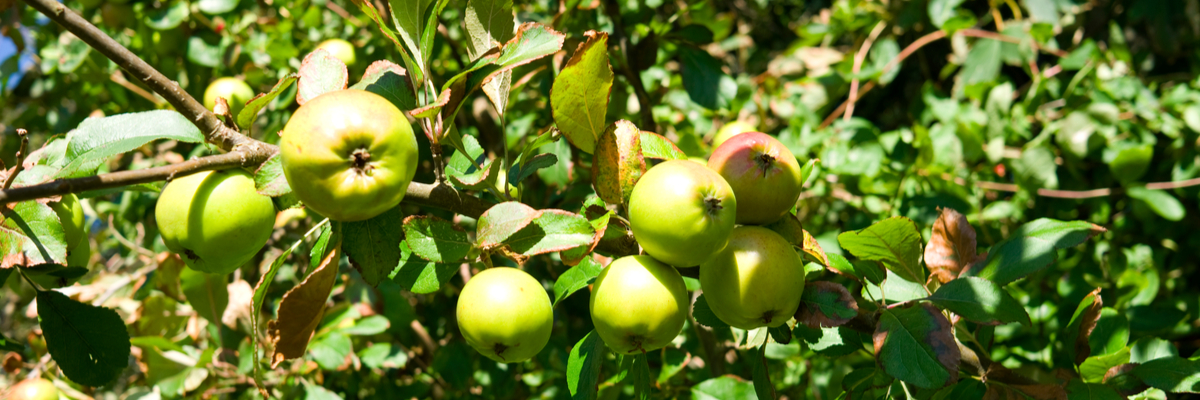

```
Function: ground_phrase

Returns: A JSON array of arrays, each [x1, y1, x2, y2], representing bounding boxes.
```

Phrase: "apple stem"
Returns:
[[755, 153, 775, 178]]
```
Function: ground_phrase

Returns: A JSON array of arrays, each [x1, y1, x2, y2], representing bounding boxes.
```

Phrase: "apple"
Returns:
[[590, 255, 688, 354], [456, 267, 553, 363], [699, 226, 806, 330], [155, 169, 276, 274], [711, 120, 755, 148], [49, 194, 85, 252], [628, 160, 737, 267], [6, 378, 58, 400], [279, 89, 418, 222], [316, 38, 357, 66], [203, 77, 255, 117], [708, 132, 803, 225]]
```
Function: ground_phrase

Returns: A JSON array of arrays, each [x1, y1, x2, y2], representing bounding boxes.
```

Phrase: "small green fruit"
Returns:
[[316, 38, 357, 66], [711, 120, 756, 149], [699, 226, 806, 330], [155, 169, 276, 274], [457, 267, 553, 363], [628, 160, 737, 267], [203, 77, 255, 117], [590, 255, 688, 354]]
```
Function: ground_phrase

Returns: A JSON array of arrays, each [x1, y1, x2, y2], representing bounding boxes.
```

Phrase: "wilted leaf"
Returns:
[[925, 207, 977, 283], [838, 216, 925, 284], [551, 31, 613, 154], [297, 49, 349, 106], [402, 215, 472, 263], [592, 120, 646, 205], [796, 281, 858, 328], [268, 244, 341, 367], [874, 304, 960, 389], [802, 229, 831, 268]]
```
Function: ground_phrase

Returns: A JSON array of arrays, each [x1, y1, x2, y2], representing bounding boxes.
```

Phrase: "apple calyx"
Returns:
[[755, 152, 776, 177], [704, 196, 725, 216], [350, 148, 374, 176], [492, 343, 511, 361]]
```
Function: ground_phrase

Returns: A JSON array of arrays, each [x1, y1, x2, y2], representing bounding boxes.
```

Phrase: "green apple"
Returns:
[[711, 120, 755, 149], [590, 255, 689, 354], [456, 267, 553, 363], [155, 169, 276, 274], [699, 226, 806, 330], [279, 89, 419, 222], [6, 378, 59, 400], [203, 77, 255, 117], [708, 131, 803, 225], [628, 160, 737, 267], [316, 38, 357, 66]]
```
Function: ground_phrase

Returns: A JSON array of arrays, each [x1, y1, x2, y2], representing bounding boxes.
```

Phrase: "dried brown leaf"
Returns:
[[924, 207, 977, 283], [267, 243, 341, 367], [591, 120, 646, 205], [222, 280, 254, 329], [796, 281, 858, 328]]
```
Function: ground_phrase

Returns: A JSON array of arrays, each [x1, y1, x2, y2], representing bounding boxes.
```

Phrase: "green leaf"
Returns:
[[387, 0, 429, 76], [477, 202, 540, 248], [491, 22, 565, 73], [1, 200, 68, 268], [962, 38, 1002, 85], [628, 353, 652, 400], [505, 210, 594, 257], [253, 154, 292, 197], [751, 341, 774, 400], [197, 0, 238, 14], [551, 31, 613, 154], [38, 290, 131, 386], [1108, 144, 1154, 184], [824, 253, 883, 284], [657, 347, 689, 384], [388, 241, 456, 294], [508, 153, 558, 186], [794, 324, 860, 357], [592, 120, 646, 205], [796, 281, 858, 328], [402, 215, 471, 263], [337, 315, 391, 336], [837, 216, 925, 284], [181, 268, 229, 326], [144, 0, 189, 30], [297, 49, 349, 105], [358, 343, 408, 370], [874, 304, 960, 389], [927, 0, 965, 28], [0, 331, 23, 352], [309, 332, 352, 370], [926, 277, 1030, 326], [1014, 145, 1059, 190], [842, 368, 895, 398], [238, 73, 298, 130], [462, 0, 514, 61], [679, 45, 737, 110], [1064, 379, 1124, 400], [1132, 357, 1200, 393], [800, 158, 820, 188], [409, 87, 450, 119], [1089, 308, 1130, 357], [639, 131, 687, 161], [1130, 337, 1178, 363], [1080, 347, 1131, 383], [57, 111, 205, 178], [552, 257, 603, 306], [768, 324, 792, 345], [567, 330, 608, 400], [343, 206, 405, 286], [692, 294, 730, 330], [1127, 187, 1186, 221], [350, 60, 419, 112], [964, 219, 1105, 285], [691, 376, 757, 400], [304, 381, 345, 400], [129, 336, 185, 353]]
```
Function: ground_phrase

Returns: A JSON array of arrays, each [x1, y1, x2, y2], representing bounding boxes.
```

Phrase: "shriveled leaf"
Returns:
[[268, 244, 341, 367], [343, 206, 405, 286], [639, 131, 687, 160], [567, 330, 608, 400], [553, 257, 603, 306], [350, 60, 419, 112], [802, 229, 831, 268], [389, 241, 457, 294], [402, 215, 471, 263], [38, 290, 131, 386], [796, 281, 858, 328], [551, 31, 613, 154], [927, 277, 1030, 326], [238, 74, 297, 130], [924, 207, 977, 283], [838, 216, 925, 284], [57, 110, 204, 178], [874, 304, 960, 389], [1064, 287, 1104, 366], [477, 202, 540, 248], [253, 153, 292, 197], [591, 120, 646, 205], [1, 200, 67, 268], [297, 49, 349, 106]]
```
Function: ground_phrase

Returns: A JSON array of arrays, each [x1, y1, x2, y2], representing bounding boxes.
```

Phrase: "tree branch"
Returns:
[[844, 22, 887, 123], [21, 0, 275, 163], [0, 152, 248, 203]]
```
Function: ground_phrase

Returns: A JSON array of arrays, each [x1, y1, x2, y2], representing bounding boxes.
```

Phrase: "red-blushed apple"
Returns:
[[456, 267, 553, 363], [708, 131, 802, 225], [628, 160, 737, 267], [699, 226, 806, 329], [590, 255, 689, 354]]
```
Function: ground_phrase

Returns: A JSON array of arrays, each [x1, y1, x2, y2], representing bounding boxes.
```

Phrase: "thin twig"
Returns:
[[0, 152, 247, 204], [602, 0, 656, 132], [844, 22, 887, 122], [3, 129, 29, 189], [958, 28, 1069, 57], [821, 30, 946, 128], [110, 71, 165, 106]]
